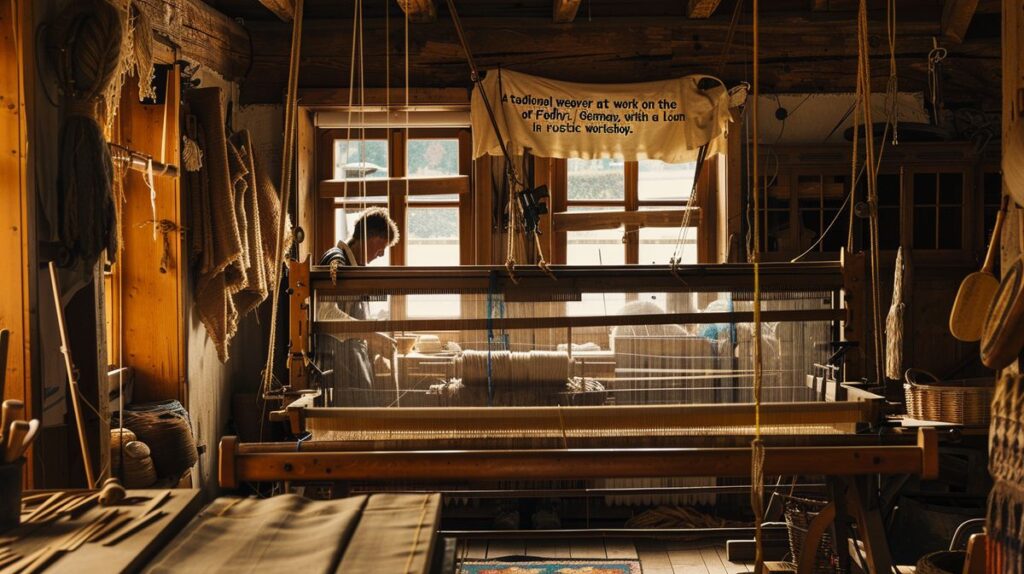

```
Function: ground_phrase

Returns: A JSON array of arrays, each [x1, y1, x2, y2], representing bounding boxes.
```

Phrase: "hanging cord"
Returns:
[[669, 143, 709, 280], [444, 0, 553, 280], [885, 0, 899, 145], [750, 0, 766, 570], [858, 0, 886, 386], [261, 0, 304, 397], [715, 0, 746, 78], [926, 38, 947, 126]]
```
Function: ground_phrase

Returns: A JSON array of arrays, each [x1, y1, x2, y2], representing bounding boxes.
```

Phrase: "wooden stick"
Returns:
[[22, 492, 66, 523], [138, 490, 171, 518], [3, 421, 28, 463], [0, 400, 24, 458], [48, 262, 96, 489], [102, 511, 166, 546]]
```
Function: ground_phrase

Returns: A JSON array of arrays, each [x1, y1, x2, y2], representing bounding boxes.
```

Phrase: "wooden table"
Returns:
[[0, 489, 203, 573]]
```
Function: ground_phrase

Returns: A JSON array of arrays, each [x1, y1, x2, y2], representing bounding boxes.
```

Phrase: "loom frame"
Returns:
[[284, 258, 859, 393]]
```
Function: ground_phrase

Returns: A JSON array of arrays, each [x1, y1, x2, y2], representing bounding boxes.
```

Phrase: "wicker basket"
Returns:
[[903, 369, 994, 426], [783, 496, 843, 574]]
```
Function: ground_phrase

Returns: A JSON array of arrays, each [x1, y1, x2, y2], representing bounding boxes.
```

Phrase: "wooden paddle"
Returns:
[[982, 206, 1024, 369], [950, 195, 1009, 341]]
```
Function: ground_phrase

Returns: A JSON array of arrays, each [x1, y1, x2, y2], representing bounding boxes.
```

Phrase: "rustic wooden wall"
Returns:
[[0, 0, 36, 485]]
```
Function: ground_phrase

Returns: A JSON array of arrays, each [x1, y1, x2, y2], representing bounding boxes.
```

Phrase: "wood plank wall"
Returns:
[[115, 70, 187, 404], [0, 0, 35, 485]]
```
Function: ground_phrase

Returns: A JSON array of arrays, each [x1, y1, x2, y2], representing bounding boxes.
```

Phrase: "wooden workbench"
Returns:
[[0, 489, 204, 573]]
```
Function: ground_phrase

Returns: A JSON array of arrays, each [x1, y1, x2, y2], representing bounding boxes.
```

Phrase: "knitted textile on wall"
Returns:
[[987, 372, 1024, 573]]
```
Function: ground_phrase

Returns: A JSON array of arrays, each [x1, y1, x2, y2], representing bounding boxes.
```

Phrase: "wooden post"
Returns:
[[0, 0, 35, 487]]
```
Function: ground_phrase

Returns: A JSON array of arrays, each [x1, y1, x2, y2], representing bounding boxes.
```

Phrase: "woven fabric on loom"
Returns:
[[987, 372, 1024, 574]]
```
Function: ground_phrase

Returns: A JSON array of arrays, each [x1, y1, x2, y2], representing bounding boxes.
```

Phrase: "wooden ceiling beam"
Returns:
[[941, 0, 981, 43], [240, 14, 1000, 106], [258, 0, 295, 22], [553, 0, 582, 23], [687, 0, 721, 18], [396, 0, 437, 23], [135, 0, 251, 80]]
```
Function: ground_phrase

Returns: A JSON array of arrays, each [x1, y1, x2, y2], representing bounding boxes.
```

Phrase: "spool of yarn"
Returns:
[[110, 437, 155, 487], [120, 409, 197, 480], [458, 350, 571, 387]]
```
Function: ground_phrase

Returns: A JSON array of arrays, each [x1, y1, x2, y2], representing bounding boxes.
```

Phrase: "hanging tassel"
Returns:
[[181, 135, 203, 172]]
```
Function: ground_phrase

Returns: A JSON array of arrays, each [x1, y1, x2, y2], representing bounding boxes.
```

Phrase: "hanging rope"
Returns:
[[749, 0, 766, 570], [857, 0, 886, 386], [261, 0, 304, 397]]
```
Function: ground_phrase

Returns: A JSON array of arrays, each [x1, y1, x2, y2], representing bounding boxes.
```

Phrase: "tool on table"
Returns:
[[99, 478, 126, 506]]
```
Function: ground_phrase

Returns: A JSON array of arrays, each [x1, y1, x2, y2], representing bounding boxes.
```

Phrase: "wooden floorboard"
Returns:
[[715, 545, 752, 573], [524, 539, 561, 558], [667, 542, 713, 574], [486, 539, 526, 559], [463, 539, 488, 559], [636, 539, 675, 574], [700, 546, 730, 574], [604, 538, 639, 559], [570, 539, 607, 559]]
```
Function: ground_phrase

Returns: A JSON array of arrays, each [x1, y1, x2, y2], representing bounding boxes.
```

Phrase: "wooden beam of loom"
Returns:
[[941, 0, 981, 43], [218, 428, 937, 487], [312, 308, 844, 335], [259, 0, 295, 22], [687, 0, 722, 18], [308, 261, 846, 295], [553, 208, 699, 232], [319, 176, 469, 199], [553, 0, 582, 23], [397, 0, 437, 23], [288, 400, 880, 436]]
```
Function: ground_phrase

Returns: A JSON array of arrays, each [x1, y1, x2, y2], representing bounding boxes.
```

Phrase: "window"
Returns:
[[317, 126, 471, 318], [796, 174, 848, 253], [558, 158, 700, 265], [912, 172, 963, 250]]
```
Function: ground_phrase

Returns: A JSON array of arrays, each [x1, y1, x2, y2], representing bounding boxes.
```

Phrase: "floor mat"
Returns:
[[458, 560, 642, 574]]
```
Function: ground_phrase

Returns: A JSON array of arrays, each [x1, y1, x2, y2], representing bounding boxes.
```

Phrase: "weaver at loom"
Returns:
[[314, 208, 401, 406]]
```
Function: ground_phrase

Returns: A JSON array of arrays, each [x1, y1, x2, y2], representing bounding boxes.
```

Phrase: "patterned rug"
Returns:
[[458, 561, 642, 574]]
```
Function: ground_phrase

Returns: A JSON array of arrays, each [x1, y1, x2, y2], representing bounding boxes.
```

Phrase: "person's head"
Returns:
[[347, 207, 399, 264]]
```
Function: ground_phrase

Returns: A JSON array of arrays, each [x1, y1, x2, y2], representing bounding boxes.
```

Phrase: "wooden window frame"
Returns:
[[315, 126, 473, 265], [549, 157, 712, 265]]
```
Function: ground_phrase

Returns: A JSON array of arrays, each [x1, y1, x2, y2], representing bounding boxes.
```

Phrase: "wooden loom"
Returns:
[[234, 257, 933, 573]]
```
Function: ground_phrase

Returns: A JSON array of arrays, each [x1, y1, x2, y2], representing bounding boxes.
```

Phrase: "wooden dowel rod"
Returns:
[[313, 308, 844, 335], [48, 262, 96, 489]]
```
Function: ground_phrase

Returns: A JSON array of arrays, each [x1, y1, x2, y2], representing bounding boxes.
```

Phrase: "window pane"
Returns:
[[939, 173, 963, 204], [407, 139, 459, 178], [333, 140, 388, 180], [639, 226, 695, 265], [406, 207, 460, 317], [638, 160, 695, 202], [406, 207, 459, 266], [913, 173, 936, 204], [567, 228, 625, 265], [567, 158, 625, 201], [334, 208, 390, 267]]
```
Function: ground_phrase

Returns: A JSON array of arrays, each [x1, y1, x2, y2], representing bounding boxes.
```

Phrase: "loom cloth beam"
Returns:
[[279, 396, 880, 436], [218, 428, 937, 488]]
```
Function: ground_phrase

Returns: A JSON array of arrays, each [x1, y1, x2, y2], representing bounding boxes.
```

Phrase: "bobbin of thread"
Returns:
[[99, 477, 127, 506]]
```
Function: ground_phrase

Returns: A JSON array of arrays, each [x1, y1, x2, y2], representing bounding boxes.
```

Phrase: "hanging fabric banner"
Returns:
[[471, 69, 732, 163]]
